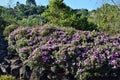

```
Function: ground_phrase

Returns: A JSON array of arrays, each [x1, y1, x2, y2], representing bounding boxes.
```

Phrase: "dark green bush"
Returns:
[[0, 17, 8, 34], [3, 24, 18, 36]]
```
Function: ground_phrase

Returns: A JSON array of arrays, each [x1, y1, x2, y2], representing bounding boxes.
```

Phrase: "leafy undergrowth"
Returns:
[[8, 25, 120, 80], [0, 75, 15, 80]]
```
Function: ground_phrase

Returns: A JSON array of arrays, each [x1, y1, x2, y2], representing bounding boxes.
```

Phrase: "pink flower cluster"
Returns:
[[8, 26, 120, 79]]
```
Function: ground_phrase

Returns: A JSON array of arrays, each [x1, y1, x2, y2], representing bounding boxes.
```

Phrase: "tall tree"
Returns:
[[41, 0, 72, 26], [102, 0, 120, 7], [88, 3, 120, 34], [26, 0, 36, 6], [41, 0, 96, 30]]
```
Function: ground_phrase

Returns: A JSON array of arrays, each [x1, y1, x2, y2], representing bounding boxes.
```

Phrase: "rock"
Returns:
[[6, 52, 18, 60], [66, 73, 76, 80], [20, 65, 32, 80], [30, 69, 40, 80], [10, 57, 22, 67], [11, 65, 21, 79], [88, 76, 119, 80], [0, 51, 7, 63], [2, 65, 11, 74], [0, 35, 8, 63], [0, 64, 6, 74], [0, 59, 11, 74], [1, 59, 11, 65], [13, 59, 22, 66], [1, 59, 11, 74], [55, 67, 65, 79], [0, 67, 3, 74], [0, 35, 11, 75], [39, 70, 53, 80], [5, 65, 11, 74], [30, 69, 55, 80], [11, 58, 22, 79]]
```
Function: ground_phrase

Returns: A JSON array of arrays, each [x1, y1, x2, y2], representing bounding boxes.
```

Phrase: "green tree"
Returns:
[[26, 0, 36, 6], [41, 0, 72, 26], [88, 3, 120, 34], [41, 0, 97, 30]]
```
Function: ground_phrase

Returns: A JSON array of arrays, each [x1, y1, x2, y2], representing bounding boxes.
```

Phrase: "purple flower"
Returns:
[[48, 39, 52, 44], [19, 47, 28, 53], [48, 46, 52, 51], [77, 68, 85, 73], [42, 55, 48, 62], [72, 63, 76, 66], [109, 60, 117, 65], [61, 38, 67, 43], [28, 41, 34, 46], [48, 38, 55, 44], [8, 26, 120, 79], [105, 50, 110, 54], [42, 51, 47, 55], [33, 48, 38, 54], [113, 40, 119, 45], [36, 37, 41, 41], [77, 50, 82, 55], [91, 55, 97, 61], [111, 52, 119, 60]]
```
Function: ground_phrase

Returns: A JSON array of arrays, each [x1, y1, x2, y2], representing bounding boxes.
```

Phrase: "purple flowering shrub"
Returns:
[[8, 25, 120, 79]]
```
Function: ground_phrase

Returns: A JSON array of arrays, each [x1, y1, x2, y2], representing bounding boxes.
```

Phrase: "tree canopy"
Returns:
[[26, 0, 36, 6]]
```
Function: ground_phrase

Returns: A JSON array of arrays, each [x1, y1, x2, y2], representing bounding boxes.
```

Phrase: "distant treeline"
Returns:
[[0, 0, 120, 36]]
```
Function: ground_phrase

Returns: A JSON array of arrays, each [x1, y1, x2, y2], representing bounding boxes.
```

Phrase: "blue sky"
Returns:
[[0, 0, 115, 10]]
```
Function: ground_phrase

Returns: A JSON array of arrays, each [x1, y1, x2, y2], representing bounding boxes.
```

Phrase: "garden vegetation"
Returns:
[[0, 0, 120, 80]]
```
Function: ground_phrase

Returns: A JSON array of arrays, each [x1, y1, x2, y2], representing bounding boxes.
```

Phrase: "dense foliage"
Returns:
[[26, 0, 36, 6], [1, 1, 120, 34], [8, 26, 120, 80], [0, 0, 120, 79], [0, 3, 46, 33], [88, 4, 120, 34], [41, 0, 97, 30]]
